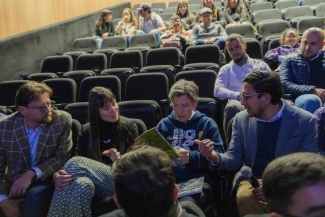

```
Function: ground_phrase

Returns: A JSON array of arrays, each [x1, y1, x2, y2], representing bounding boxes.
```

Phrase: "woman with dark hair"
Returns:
[[264, 28, 300, 70], [93, 9, 115, 49], [48, 87, 138, 216], [175, 1, 195, 30]]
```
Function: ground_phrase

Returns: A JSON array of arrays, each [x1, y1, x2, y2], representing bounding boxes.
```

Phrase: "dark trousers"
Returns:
[[0, 180, 54, 217]]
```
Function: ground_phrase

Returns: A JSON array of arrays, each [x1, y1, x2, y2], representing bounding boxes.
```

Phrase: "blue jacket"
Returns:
[[279, 50, 325, 98], [156, 110, 224, 183]]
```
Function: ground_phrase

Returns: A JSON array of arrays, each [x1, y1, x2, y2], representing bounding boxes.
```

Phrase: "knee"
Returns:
[[136, 30, 144, 35], [295, 94, 322, 113], [195, 39, 204, 45]]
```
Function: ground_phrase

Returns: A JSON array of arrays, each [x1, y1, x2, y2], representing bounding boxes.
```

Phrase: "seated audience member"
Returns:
[[214, 34, 270, 139], [115, 8, 137, 47], [100, 146, 206, 217], [136, 2, 166, 47], [314, 106, 325, 154], [176, 1, 196, 30], [94, 9, 115, 49], [263, 152, 325, 217], [0, 81, 72, 217], [223, 0, 258, 36], [156, 79, 224, 208], [264, 28, 300, 70], [202, 71, 318, 217], [48, 87, 138, 216], [191, 7, 227, 50], [195, 0, 226, 27], [160, 15, 191, 53], [280, 27, 325, 114]]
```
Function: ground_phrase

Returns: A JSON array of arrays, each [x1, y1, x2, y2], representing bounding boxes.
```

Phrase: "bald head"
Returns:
[[300, 28, 324, 59]]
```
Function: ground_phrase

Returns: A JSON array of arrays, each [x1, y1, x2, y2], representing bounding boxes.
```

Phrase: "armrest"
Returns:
[[160, 99, 171, 117]]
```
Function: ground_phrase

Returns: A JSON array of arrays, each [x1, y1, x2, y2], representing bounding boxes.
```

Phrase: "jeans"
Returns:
[[0, 180, 55, 217], [93, 35, 103, 49], [295, 94, 322, 114], [136, 29, 162, 47], [195, 37, 226, 50]]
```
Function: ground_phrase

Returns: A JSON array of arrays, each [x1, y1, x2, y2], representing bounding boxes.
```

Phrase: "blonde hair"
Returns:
[[122, 8, 137, 27], [279, 28, 299, 45]]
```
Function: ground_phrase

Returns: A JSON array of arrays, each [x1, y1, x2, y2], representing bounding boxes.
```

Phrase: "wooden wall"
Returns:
[[0, 0, 177, 39]]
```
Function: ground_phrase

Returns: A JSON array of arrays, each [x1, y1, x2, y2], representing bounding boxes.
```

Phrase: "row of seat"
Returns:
[[0, 69, 220, 130]]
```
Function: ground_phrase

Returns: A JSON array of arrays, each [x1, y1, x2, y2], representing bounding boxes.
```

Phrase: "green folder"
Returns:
[[134, 128, 179, 160]]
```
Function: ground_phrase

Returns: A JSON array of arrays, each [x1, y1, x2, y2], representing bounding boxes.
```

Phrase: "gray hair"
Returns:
[[168, 79, 199, 103]]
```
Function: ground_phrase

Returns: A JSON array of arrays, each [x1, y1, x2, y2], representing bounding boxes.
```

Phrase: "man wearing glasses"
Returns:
[[0, 81, 72, 217], [199, 71, 318, 217], [214, 33, 270, 140]]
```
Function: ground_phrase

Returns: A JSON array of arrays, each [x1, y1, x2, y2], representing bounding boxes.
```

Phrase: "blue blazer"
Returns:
[[216, 100, 318, 172]]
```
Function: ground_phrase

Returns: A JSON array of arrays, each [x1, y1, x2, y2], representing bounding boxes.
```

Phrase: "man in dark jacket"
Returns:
[[280, 27, 325, 113], [100, 146, 205, 217]]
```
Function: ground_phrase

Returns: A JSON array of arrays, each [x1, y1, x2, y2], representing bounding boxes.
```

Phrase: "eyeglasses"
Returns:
[[238, 93, 265, 102], [172, 104, 191, 110], [171, 20, 181, 23], [27, 101, 54, 113]]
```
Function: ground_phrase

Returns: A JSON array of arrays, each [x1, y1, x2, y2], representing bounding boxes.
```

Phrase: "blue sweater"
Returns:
[[156, 110, 224, 183]]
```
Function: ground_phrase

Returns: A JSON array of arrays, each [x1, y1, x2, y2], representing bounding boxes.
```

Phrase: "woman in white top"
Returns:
[[115, 8, 137, 47]]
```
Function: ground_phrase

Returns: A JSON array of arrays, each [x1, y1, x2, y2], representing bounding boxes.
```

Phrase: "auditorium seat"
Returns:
[[78, 75, 121, 102], [274, 0, 298, 12], [125, 34, 156, 66], [109, 50, 143, 73], [297, 17, 324, 35], [249, 2, 273, 15], [168, 1, 179, 8], [225, 24, 256, 39], [282, 6, 314, 27], [252, 9, 282, 27], [0, 80, 28, 110], [188, 0, 201, 5], [75, 53, 107, 75], [140, 47, 181, 87], [162, 7, 177, 13], [26, 73, 58, 82], [118, 100, 163, 129], [63, 70, 96, 98], [314, 3, 325, 16], [302, 0, 324, 6], [41, 55, 73, 77], [152, 2, 166, 10], [64, 102, 89, 125], [42, 78, 77, 110], [183, 44, 221, 73], [101, 68, 135, 101]]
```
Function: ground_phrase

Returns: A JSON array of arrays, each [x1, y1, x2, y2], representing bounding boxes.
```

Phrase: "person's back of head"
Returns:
[[263, 152, 325, 217], [112, 146, 177, 217]]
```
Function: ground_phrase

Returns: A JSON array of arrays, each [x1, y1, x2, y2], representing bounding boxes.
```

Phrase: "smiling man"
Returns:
[[199, 71, 318, 217], [0, 81, 72, 217], [280, 27, 325, 113], [191, 7, 227, 49]]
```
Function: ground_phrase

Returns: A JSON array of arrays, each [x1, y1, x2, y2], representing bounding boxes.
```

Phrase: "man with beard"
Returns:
[[200, 71, 318, 217], [214, 34, 270, 137], [0, 81, 72, 217], [280, 28, 325, 114]]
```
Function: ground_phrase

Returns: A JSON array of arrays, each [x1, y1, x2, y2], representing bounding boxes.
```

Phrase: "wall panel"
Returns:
[[0, 0, 179, 39]]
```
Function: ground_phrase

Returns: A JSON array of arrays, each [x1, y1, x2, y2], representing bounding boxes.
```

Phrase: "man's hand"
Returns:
[[251, 179, 265, 201], [314, 88, 325, 102], [53, 170, 73, 191], [102, 148, 121, 162], [9, 170, 35, 198], [0, 199, 22, 217], [102, 32, 109, 38], [149, 29, 156, 34], [195, 139, 218, 163], [178, 148, 190, 164], [203, 39, 210, 44]]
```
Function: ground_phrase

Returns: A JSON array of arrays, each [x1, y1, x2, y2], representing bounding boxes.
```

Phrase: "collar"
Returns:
[[301, 50, 322, 61], [255, 99, 285, 122]]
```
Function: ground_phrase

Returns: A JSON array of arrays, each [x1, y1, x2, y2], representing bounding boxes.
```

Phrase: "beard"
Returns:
[[41, 111, 53, 124]]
